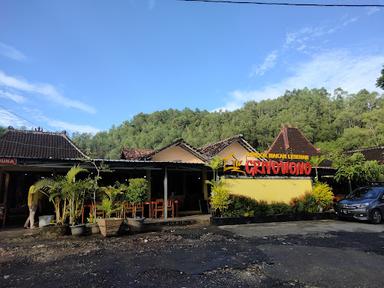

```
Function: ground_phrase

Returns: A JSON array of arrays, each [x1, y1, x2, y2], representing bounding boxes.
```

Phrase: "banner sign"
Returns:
[[245, 160, 311, 176], [0, 158, 17, 165], [246, 152, 309, 161], [224, 153, 312, 176]]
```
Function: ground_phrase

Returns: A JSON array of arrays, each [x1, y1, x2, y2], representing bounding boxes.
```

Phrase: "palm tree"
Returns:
[[310, 155, 326, 182], [34, 165, 88, 225], [207, 156, 224, 181]]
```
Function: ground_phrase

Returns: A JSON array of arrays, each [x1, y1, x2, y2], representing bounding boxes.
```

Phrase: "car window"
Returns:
[[348, 187, 384, 200]]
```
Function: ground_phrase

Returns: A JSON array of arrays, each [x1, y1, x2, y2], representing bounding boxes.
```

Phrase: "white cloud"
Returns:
[[0, 108, 31, 128], [0, 70, 96, 114], [250, 50, 278, 77], [0, 90, 26, 103], [0, 42, 26, 61], [366, 7, 381, 15], [42, 118, 100, 134], [23, 107, 100, 134], [216, 50, 384, 111], [285, 16, 359, 53]]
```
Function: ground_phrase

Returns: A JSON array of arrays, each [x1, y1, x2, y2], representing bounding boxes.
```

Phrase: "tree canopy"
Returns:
[[377, 66, 384, 90], [70, 88, 384, 159]]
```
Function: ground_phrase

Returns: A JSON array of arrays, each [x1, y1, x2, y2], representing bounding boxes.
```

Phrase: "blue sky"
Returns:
[[0, 0, 383, 134]]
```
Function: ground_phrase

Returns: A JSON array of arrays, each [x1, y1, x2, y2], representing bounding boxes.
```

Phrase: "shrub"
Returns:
[[208, 179, 230, 215], [125, 178, 150, 204], [223, 197, 293, 217], [312, 182, 334, 211], [290, 192, 319, 213], [224, 196, 259, 217], [269, 202, 292, 215], [254, 200, 274, 216]]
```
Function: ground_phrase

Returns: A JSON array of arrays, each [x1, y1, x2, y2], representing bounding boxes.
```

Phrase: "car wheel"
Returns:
[[370, 209, 382, 224]]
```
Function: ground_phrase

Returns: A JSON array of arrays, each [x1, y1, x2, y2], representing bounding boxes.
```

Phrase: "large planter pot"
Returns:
[[97, 218, 123, 237], [85, 223, 100, 235], [38, 215, 55, 228], [70, 224, 85, 236], [41, 224, 69, 237], [126, 217, 145, 233]]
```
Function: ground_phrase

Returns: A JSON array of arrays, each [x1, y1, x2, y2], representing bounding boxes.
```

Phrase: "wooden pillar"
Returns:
[[202, 167, 208, 200], [146, 170, 152, 199], [2, 173, 10, 227], [163, 168, 168, 220], [182, 172, 187, 197], [0, 172, 3, 203]]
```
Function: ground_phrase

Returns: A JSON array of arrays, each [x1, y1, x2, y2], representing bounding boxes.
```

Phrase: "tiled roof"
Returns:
[[267, 126, 320, 156], [199, 134, 256, 158], [0, 128, 87, 159], [145, 139, 208, 162], [121, 148, 154, 160], [346, 147, 384, 164]]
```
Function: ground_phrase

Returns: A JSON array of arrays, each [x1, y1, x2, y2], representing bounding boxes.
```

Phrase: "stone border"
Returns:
[[210, 212, 337, 226]]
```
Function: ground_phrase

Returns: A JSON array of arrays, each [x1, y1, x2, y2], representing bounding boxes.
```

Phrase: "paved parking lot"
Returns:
[[221, 220, 384, 288], [1, 220, 384, 287], [219, 219, 384, 237]]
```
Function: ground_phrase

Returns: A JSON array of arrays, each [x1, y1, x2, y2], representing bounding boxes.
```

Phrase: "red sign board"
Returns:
[[245, 160, 311, 176], [0, 158, 17, 165]]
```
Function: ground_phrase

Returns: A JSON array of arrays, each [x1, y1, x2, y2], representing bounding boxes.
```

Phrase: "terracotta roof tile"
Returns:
[[346, 147, 384, 164], [121, 148, 154, 160], [0, 128, 86, 159], [199, 134, 256, 158], [145, 139, 208, 162], [267, 126, 320, 156]]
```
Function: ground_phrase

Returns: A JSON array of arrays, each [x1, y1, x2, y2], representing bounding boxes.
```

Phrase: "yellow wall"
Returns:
[[223, 178, 313, 204], [218, 141, 252, 165], [151, 145, 205, 163]]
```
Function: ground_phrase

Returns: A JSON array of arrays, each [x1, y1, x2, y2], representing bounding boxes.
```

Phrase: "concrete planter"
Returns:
[[38, 215, 55, 227], [126, 217, 145, 233], [97, 218, 123, 237], [210, 212, 337, 226], [85, 223, 100, 234], [41, 224, 69, 237], [70, 224, 85, 236]]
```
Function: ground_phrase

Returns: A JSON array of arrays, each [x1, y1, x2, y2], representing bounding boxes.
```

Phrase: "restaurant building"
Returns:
[[0, 126, 333, 227]]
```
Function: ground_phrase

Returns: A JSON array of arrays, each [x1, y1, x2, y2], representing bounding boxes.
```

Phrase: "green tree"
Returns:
[[207, 156, 224, 181], [310, 155, 326, 182], [334, 153, 383, 193], [376, 66, 384, 90]]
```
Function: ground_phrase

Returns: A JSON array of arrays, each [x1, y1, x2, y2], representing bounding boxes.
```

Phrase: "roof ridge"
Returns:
[[61, 133, 88, 159], [199, 134, 244, 150], [5, 128, 67, 136], [347, 146, 384, 153], [282, 126, 290, 150], [145, 138, 207, 162], [291, 127, 320, 153]]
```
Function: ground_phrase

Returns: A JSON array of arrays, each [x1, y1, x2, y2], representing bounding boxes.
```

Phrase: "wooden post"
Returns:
[[202, 167, 208, 200], [182, 172, 187, 197], [146, 170, 152, 199], [163, 168, 168, 220], [2, 173, 10, 227]]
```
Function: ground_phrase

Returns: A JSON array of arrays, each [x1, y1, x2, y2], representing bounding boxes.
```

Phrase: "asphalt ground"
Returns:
[[1, 220, 384, 288]]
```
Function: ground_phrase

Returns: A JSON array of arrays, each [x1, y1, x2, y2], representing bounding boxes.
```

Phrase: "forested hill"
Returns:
[[72, 88, 384, 159]]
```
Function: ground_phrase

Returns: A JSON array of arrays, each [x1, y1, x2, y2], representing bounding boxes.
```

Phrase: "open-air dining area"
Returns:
[[81, 199, 180, 223]]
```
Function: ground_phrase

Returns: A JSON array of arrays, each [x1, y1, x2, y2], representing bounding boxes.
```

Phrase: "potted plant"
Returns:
[[85, 205, 100, 234], [67, 176, 93, 236], [97, 185, 124, 237], [34, 176, 69, 236], [124, 178, 150, 232], [34, 165, 89, 236]]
